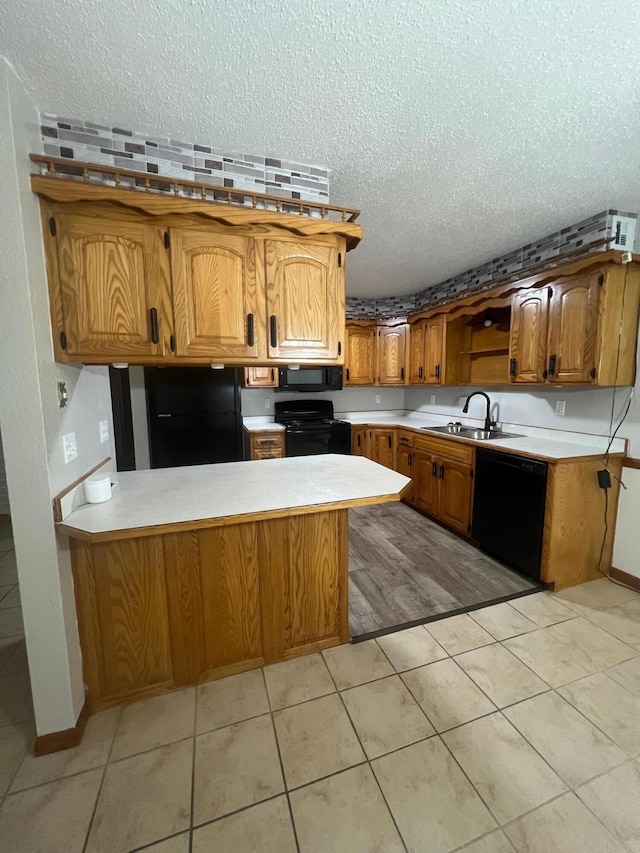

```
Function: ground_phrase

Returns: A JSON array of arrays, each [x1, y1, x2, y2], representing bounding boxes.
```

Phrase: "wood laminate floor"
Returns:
[[349, 502, 540, 638]]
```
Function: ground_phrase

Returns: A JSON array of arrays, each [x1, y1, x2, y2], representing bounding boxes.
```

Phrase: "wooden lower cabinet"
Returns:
[[368, 428, 395, 469], [394, 432, 415, 503], [351, 426, 367, 456], [412, 449, 438, 515], [438, 459, 473, 534], [407, 437, 474, 534], [70, 510, 349, 710], [246, 429, 285, 460]]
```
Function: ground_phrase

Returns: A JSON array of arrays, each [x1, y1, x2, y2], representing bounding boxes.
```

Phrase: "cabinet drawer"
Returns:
[[396, 431, 414, 448], [252, 433, 284, 449], [253, 448, 284, 460], [414, 435, 473, 465]]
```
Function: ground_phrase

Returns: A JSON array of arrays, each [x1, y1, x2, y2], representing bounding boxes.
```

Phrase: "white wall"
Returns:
[[241, 386, 406, 418], [0, 432, 9, 515], [0, 57, 115, 736], [612, 468, 640, 580]]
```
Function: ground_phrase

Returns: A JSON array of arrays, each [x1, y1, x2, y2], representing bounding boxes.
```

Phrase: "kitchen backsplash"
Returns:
[[39, 116, 330, 203], [346, 209, 637, 320]]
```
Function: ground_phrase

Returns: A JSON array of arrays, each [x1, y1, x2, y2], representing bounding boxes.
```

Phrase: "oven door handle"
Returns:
[[286, 429, 333, 436]]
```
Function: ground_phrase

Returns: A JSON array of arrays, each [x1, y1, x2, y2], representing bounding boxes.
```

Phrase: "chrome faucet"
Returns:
[[462, 392, 495, 431]]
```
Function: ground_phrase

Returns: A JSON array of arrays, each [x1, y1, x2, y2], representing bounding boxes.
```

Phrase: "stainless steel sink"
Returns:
[[420, 425, 523, 441]]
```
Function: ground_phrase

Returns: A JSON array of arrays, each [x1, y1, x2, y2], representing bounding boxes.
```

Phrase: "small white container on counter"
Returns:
[[84, 475, 112, 504]]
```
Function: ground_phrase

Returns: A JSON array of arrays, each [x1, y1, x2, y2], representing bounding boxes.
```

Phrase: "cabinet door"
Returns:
[[424, 318, 444, 384], [378, 326, 407, 385], [171, 228, 263, 359], [55, 213, 169, 358], [438, 460, 473, 534], [370, 429, 395, 469], [395, 447, 415, 504], [345, 325, 376, 385], [509, 289, 549, 383], [244, 366, 278, 387], [408, 322, 425, 383], [546, 274, 599, 384], [413, 450, 439, 515], [351, 426, 367, 456], [265, 240, 344, 361]]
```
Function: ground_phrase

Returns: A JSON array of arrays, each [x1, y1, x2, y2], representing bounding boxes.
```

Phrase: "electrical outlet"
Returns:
[[62, 432, 77, 463], [430, 394, 436, 405], [99, 420, 109, 443], [555, 400, 566, 417], [375, 394, 381, 404], [264, 398, 271, 409]]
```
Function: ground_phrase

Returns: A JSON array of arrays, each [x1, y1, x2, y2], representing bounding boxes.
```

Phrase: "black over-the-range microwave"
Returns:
[[278, 366, 343, 392]]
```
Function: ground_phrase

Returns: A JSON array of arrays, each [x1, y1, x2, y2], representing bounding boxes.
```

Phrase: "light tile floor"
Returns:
[[1, 541, 639, 852]]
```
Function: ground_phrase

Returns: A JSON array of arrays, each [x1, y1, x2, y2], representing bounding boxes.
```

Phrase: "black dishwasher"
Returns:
[[472, 448, 548, 580]]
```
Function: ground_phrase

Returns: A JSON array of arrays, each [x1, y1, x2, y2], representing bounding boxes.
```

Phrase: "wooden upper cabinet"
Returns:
[[424, 318, 444, 384], [408, 322, 425, 383], [171, 228, 264, 359], [264, 240, 344, 362], [345, 325, 376, 385], [546, 274, 599, 384], [244, 366, 278, 387], [377, 325, 407, 385], [54, 212, 169, 358], [408, 319, 443, 384], [509, 288, 549, 383]]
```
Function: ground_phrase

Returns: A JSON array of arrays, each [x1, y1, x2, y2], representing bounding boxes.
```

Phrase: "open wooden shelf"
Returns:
[[459, 346, 510, 355]]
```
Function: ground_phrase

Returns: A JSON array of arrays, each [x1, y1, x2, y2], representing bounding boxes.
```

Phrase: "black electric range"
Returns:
[[274, 400, 352, 457]]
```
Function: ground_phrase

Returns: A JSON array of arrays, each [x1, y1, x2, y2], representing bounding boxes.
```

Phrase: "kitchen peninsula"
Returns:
[[57, 455, 410, 712]]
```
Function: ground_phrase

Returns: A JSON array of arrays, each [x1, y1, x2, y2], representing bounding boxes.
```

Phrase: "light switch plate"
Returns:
[[375, 394, 381, 403], [99, 420, 109, 443], [62, 432, 77, 463], [264, 398, 271, 409], [555, 400, 566, 416], [430, 394, 436, 405]]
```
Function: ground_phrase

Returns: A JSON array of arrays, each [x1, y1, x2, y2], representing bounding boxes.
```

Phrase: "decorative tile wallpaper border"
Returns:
[[39, 116, 330, 203], [346, 210, 637, 319]]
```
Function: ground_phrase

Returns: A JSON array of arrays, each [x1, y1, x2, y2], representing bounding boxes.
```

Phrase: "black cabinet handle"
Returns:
[[338, 341, 342, 356], [346, 368, 350, 381], [419, 366, 423, 379], [247, 313, 254, 347], [270, 315, 278, 348], [357, 434, 361, 447], [509, 357, 516, 377], [401, 367, 405, 381], [435, 364, 440, 380], [432, 461, 437, 477], [271, 368, 275, 382], [439, 463, 445, 480], [150, 308, 159, 344], [549, 354, 557, 376], [60, 331, 67, 350], [408, 454, 412, 467], [388, 435, 392, 448], [169, 334, 176, 352]]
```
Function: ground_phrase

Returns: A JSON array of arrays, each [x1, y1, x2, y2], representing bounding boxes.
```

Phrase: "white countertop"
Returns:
[[242, 417, 285, 433], [59, 455, 410, 538], [340, 412, 625, 461]]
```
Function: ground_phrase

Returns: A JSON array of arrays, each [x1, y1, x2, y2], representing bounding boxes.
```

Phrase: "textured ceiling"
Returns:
[[2, 0, 640, 296]]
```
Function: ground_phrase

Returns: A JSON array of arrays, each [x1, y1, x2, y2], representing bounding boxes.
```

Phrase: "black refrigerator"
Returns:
[[145, 367, 243, 468]]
